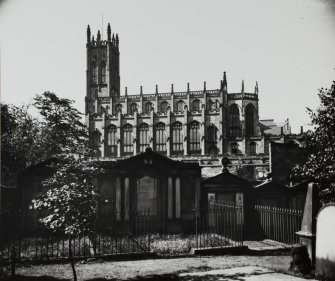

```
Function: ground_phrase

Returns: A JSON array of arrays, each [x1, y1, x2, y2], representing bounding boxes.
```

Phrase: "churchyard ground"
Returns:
[[12, 254, 300, 280]]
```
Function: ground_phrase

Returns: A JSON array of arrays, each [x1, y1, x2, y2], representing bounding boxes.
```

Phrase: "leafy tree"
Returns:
[[30, 92, 100, 281], [230, 160, 255, 182], [292, 82, 335, 204], [1, 104, 44, 188]]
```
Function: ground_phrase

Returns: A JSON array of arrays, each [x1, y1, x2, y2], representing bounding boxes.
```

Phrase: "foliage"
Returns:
[[30, 92, 100, 234], [229, 161, 255, 182], [33, 92, 90, 157], [292, 82, 335, 204], [1, 104, 43, 187], [30, 92, 100, 281]]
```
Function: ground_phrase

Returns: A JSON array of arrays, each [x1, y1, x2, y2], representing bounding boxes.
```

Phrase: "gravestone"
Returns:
[[296, 182, 320, 264], [316, 203, 335, 279]]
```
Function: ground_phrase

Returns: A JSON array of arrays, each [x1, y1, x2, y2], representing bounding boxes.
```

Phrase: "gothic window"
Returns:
[[231, 142, 238, 155], [249, 142, 256, 155], [171, 122, 183, 154], [91, 61, 98, 84], [92, 130, 101, 146], [122, 124, 133, 154], [115, 104, 122, 114], [207, 125, 218, 143], [101, 61, 106, 83], [130, 103, 137, 115], [145, 102, 153, 114], [176, 100, 184, 112], [189, 121, 201, 153], [138, 123, 149, 152], [245, 104, 256, 137], [160, 101, 169, 113], [91, 130, 101, 157], [229, 104, 241, 138], [155, 122, 166, 153], [107, 125, 117, 156], [192, 99, 200, 111]]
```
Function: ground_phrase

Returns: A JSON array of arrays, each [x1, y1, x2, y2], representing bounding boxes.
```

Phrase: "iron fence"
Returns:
[[254, 205, 303, 244], [0, 210, 153, 264], [195, 202, 244, 249]]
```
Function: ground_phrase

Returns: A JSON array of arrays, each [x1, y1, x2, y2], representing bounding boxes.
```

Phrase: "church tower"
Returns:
[[86, 23, 120, 115]]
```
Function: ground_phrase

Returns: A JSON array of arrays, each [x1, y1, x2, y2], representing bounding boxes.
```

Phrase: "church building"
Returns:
[[85, 24, 293, 162]]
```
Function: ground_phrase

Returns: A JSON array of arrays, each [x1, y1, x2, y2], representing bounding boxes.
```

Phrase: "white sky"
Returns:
[[0, 0, 334, 133]]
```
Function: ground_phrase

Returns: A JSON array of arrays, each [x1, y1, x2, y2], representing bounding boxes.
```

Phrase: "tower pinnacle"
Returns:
[[241, 80, 244, 94], [255, 81, 259, 95], [223, 71, 227, 92], [107, 23, 111, 41], [87, 25, 91, 43]]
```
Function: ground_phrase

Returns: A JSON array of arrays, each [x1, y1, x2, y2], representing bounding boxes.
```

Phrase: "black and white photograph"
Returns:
[[1, 0, 335, 280]]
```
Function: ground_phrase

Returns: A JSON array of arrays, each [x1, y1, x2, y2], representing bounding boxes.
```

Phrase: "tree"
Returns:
[[230, 160, 255, 182], [31, 92, 100, 281], [292, 82, 335, 204], [1, 104, 44, 188]]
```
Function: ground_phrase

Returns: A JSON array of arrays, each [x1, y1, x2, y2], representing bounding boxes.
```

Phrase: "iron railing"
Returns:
[[255, 205, 303, 244], [0, 210, 153, 264], [195, 202, 244, 249]]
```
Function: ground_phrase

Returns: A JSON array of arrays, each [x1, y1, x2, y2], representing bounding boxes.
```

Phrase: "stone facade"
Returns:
[[85, 24, 298, 176]]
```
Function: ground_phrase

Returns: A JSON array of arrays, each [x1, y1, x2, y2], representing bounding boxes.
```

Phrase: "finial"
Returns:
[[241, 80, 244, 94], [156, 85, 158, 94], [87, 25, 91, 43], [107, 23, 111, 41], [112, 33, 115, 45], [171, 84, 174, 93], [187, 82, 190, 92], [223, 72, 227, 91], [221, 157, 230, 173], [140, 86, 143, 95], [203, 81, 206, 92], [220, 80, 223, 90], [97, 30, 101, 42], [116, 33, 119, 47], [92, 35, 95, 42], [255, 81, 259, 95], [125, 87, 128, 96]]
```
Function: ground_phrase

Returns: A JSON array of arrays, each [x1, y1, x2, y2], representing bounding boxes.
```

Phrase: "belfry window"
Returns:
[[188, 121, 201, 153], [155, 122, 166, 153], [130, 103, 137, 115], [192, 99, 200, 111], [122, 124, 133, 154], [245, 104, 256, 137], [115, 104, 122, 114], [91, 61, 98, 84], [138, 123, 149, 152], [145, 102, 153, 114], [101, 61, 106, 83], [107, 125, 117, 156], [172, 122, 183, 154], [160, 101, 168, 113], [229, 104, 241, 138], [176, 100, 184, 112]]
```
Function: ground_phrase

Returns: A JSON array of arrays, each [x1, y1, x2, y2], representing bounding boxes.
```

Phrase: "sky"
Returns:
[[0, 0, 334, 133]]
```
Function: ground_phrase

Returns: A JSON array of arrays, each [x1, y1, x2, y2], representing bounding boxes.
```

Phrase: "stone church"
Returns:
[[85, 24, 297, 179]]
